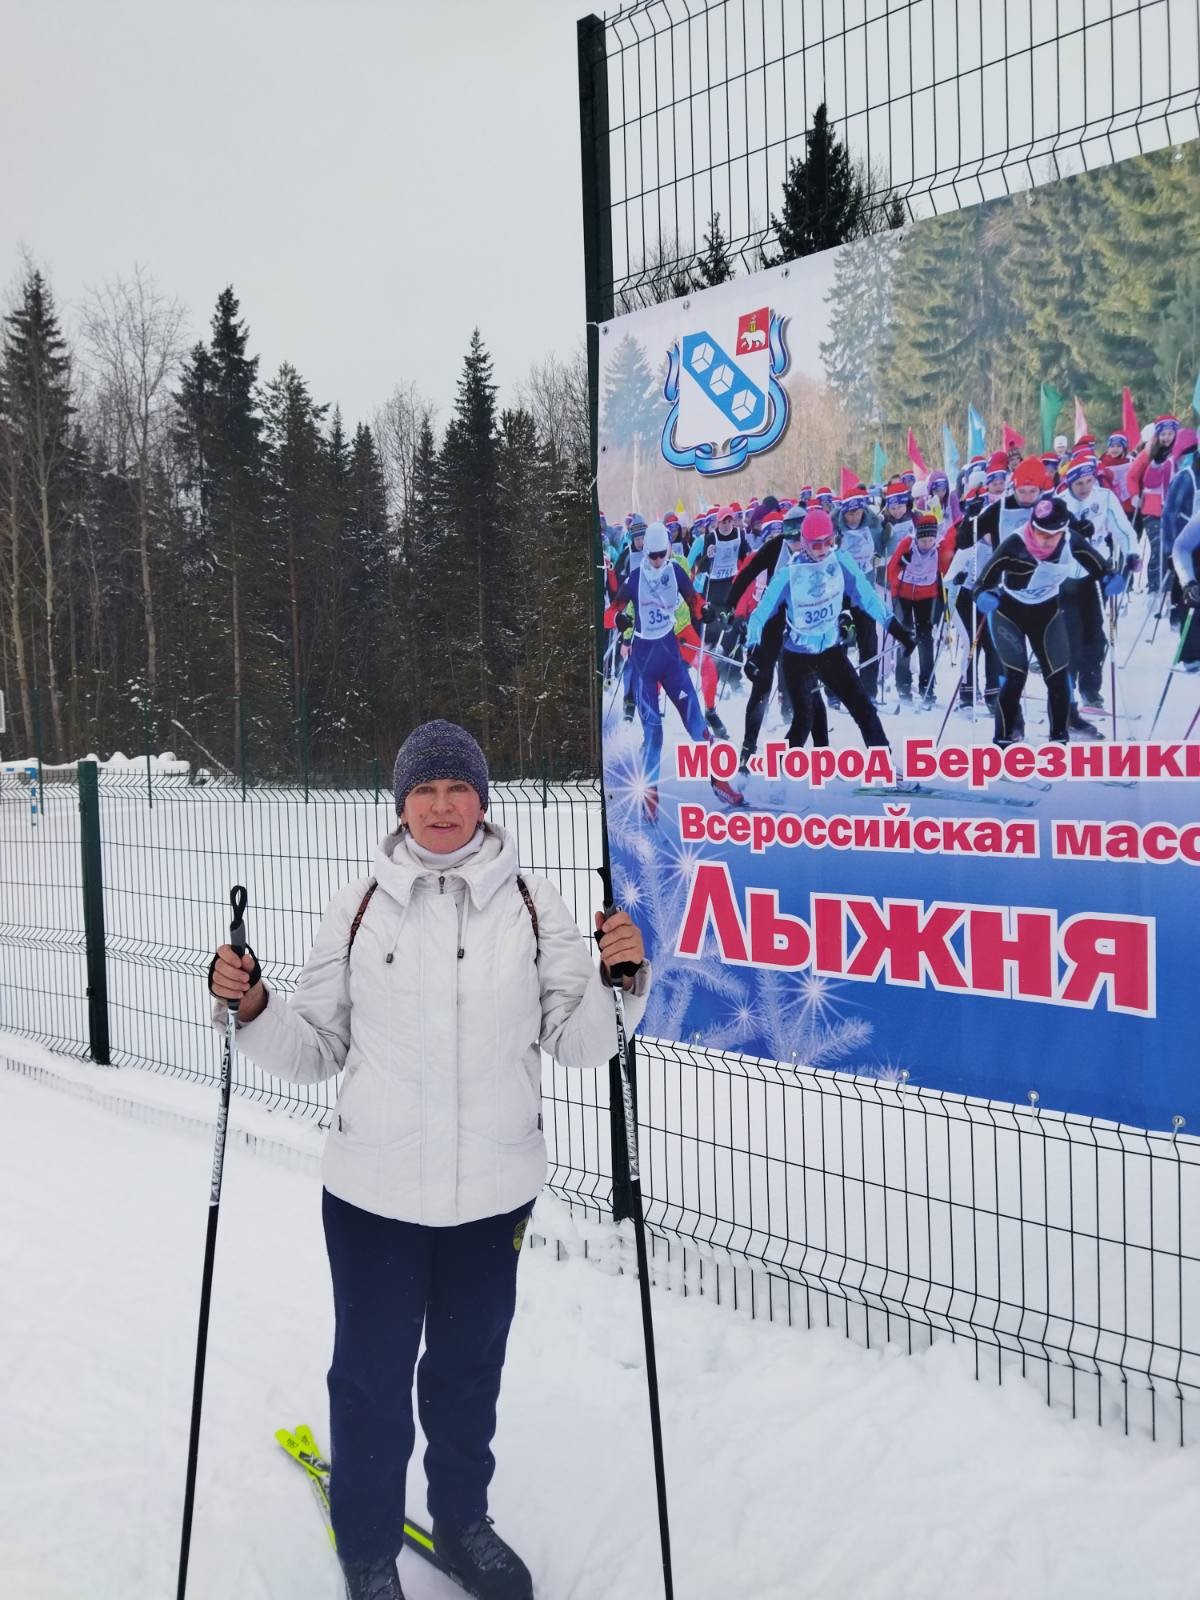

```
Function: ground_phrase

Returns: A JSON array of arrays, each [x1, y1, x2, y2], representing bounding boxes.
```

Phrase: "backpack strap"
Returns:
[[348, 876, 538, 962], [347, 880, 378, 958], [515, 875, 539, 959]]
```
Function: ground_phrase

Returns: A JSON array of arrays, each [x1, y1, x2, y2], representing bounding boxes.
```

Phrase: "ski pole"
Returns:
[[1108, 599, 1119, 743], [177, 884, 247, 1600], [934, 617, 987, 747], [596, 865, 674, 1600], [1148, 610, 1195, 739], [1185, 700, 1200, 741], [1120, 573, 1173, 667]]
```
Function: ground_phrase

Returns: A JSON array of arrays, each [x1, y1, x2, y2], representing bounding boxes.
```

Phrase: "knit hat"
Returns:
[[644, 521, 671, 555], [1013, 457, 1050, 490], [394, 720, 489, 816], [913, 512, 940, 538]]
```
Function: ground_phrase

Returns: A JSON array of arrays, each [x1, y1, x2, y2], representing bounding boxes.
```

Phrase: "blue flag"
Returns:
[[942, 423, 960, 481], [872, 441, 888, 484], [967, 406, 987, 457], [1193, 371, 1200, 417]]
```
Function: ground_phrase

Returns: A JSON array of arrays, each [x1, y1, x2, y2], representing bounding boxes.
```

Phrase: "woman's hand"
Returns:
[[594, 910, 645, 990], [208, 944, 267, 1022]]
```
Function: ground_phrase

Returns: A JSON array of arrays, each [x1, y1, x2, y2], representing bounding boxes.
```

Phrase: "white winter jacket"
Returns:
[[213, 824, 650, 1226]]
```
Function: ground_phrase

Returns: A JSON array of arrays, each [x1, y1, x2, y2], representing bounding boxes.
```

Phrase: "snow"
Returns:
[[4, 1050, 1200, 1600]]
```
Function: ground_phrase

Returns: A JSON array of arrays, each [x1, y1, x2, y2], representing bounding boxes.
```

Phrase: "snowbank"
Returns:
[[4, 1050, 1199, 1600]]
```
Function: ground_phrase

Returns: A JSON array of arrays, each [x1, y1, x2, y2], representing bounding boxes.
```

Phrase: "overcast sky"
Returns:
[[2, 0, 593, 426]]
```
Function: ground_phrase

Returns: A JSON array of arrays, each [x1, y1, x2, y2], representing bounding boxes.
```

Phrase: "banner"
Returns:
[[597, 142, 1200, 1134]]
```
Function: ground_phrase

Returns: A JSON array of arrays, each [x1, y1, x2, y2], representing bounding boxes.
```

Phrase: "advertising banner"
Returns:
[[598, 143, 1200, 1133]]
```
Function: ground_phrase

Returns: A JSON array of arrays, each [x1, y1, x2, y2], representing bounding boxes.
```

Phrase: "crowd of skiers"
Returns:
[[602, 416, 1200, 815]]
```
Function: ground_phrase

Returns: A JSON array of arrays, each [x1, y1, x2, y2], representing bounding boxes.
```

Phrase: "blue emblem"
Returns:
[[661, 310, 790, 477]]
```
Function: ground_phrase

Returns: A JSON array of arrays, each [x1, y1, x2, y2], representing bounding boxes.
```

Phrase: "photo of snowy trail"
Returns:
[[5, 1052, 1200, 1600]]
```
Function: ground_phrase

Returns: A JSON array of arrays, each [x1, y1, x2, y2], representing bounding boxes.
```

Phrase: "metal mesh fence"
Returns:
[[589, 0, 1200, 311], [1, 764, 1197, 1441]]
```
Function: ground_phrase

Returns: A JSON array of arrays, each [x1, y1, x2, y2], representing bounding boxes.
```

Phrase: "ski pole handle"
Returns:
[[228, 885, 248, 1014], [596, 865, 641, 982]]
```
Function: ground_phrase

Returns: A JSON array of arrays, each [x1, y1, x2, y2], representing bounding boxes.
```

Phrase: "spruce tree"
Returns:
[[600, 333, 660, 452], [173, 286, 274, 771], [769, 103, 865, 262], [260, 362, 330, 725], [431, 330, 501, 744], [819, 227, 902, 429], [697, 212, 735, 287], [0, 267, 77, 755]]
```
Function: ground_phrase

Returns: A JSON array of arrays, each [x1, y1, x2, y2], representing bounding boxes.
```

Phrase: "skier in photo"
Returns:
[[1101, 430, 1134, 512], [834, 482, 887, 700], [208, 720, 651, 1600], [1127, 414, 1179, 589], [1058, 450, 1138, 728], [983, 451, 1009, 503], [945, 468, 1002, 711], [1171, 507, 1200, 670], [746, 508, 914, 751], [880, 478, 916, 558], [973, 497, 1126, 746], [614, 516, 648, 721], [691, 505, 751, 692], [1163, 428, 1199, 631], [727, 502, 806, 771], [886, 511, 955, 707], [610, 521, 745, 818], [925, 470, 952, 521]]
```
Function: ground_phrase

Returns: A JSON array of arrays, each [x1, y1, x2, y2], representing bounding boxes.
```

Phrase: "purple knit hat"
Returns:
[[393, 720, 489, 815]]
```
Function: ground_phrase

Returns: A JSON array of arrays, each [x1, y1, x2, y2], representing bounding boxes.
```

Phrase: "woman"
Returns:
[[209, 720, 650, 1600]]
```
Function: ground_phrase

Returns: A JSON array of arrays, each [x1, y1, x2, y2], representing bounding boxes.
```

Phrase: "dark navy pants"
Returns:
[[322, 1189, 534, 1564]]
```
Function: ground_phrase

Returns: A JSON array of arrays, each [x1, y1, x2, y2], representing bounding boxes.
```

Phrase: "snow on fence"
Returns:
[[1, 762, 1197, 1442]]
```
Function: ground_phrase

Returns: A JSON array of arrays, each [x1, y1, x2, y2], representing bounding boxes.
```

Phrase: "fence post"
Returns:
[[78, 759, 111, 1066], [578, 11, 634, 1222]]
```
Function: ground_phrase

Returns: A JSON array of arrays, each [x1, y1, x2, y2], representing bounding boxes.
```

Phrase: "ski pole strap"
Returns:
[[228, 885, 248, 1014], [229, 885, 248, 954]]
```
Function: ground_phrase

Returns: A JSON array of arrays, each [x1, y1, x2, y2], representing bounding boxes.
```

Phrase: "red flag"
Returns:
[[1002, 423, 1025, 453], [1122, 387, 1139, 442], [839, 466, 859, 498], [1074, 396, 1089, 442], [735, 308, 770, 356], [906, 429, 929, 476]]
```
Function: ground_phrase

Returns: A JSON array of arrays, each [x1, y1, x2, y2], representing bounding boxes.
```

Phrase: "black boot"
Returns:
[[432, 1517, 532, 1600], [705, 706, 730, 740], [1068, 705, 1103, 738], [622, 694, 636, 722], [340, 1556, 405, 1600]]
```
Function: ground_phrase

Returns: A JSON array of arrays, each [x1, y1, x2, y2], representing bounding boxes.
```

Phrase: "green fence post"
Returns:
[[578, 10, 632, 1222], [78, 759, 111, 1065]]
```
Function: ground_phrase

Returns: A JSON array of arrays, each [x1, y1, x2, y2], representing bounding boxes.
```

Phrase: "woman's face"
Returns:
[[402, 779, 485, 852]]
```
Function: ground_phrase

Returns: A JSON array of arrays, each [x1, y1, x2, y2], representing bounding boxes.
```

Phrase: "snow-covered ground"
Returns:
[[4, 1050, 1200, 1600]]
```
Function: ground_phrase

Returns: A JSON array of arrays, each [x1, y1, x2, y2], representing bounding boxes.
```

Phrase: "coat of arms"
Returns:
[[661, 305, 790, 476]]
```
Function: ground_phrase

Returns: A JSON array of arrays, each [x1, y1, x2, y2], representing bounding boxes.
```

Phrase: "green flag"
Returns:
[[1040, 383, 1065, 451], [872, 441, 887, 483]]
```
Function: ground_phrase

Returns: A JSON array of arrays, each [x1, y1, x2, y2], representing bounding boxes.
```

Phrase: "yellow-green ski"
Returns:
[[274, 1423, 463, 1587]]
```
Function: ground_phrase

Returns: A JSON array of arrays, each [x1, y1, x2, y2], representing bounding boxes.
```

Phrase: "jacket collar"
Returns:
[[371, 822, 518, 911]]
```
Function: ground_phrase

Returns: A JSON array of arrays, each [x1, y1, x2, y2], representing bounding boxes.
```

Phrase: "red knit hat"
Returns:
[[986, 451, 1008, 477], [1013, 457, 1050, 490]]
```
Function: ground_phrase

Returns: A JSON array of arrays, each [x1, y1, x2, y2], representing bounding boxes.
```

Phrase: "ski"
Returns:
[[853, 781, 1038, 810], [274, 1424, 466, 1590]]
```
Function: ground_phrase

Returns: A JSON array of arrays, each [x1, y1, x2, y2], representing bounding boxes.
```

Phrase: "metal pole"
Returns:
[[77, 759, 111, 1065], [144, 700, 154, 809], [578, 8, 631, 1222], [579, 20, 674, 1600]]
